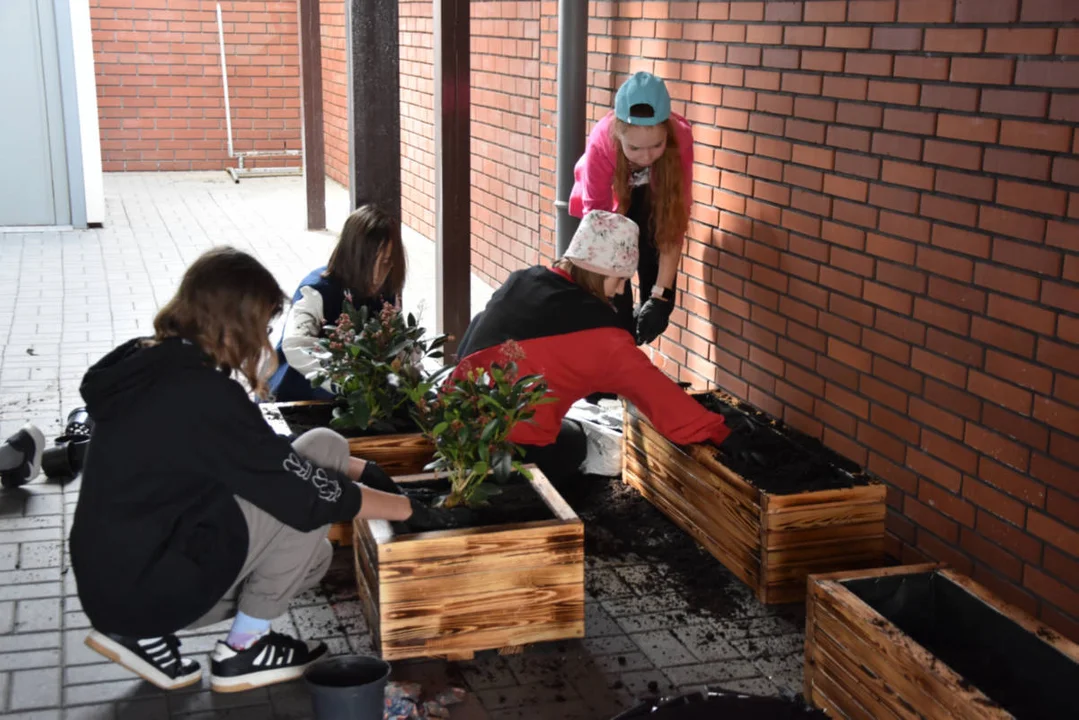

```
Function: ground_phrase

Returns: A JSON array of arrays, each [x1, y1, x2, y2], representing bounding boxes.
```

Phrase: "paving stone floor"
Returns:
[[0, 173, 805, 718]]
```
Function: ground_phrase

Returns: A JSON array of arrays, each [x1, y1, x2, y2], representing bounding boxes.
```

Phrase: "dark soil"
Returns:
[[693, 392, 871, 495], [616, 692, 827, 719], [390, 474, 555, 534], [564, 475, 786, 622], [277, 402, 417, 438], [844, 571, 1079, 720]]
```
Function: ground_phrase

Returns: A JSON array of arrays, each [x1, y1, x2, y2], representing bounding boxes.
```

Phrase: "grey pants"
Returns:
[[188, 428, 353, 627]]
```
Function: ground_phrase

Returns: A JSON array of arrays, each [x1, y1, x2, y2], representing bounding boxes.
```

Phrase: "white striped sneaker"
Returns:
[[209, 631, 327, 693], [84, 630, 202, 690]]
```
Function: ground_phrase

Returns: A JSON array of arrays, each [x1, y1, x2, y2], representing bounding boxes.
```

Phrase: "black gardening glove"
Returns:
[[406, 497, 476, 532], [635, 297, 673, 346], [359, 461, 403, 495]]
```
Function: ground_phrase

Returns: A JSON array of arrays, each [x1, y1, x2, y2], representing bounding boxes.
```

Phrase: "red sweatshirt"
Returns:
[[455, 266, 729, 448]]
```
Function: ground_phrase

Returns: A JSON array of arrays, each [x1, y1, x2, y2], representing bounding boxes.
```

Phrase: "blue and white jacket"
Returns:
[[267, 267, 388, 402]]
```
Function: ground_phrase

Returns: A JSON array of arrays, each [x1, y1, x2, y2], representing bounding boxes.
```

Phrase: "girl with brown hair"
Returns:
[[70, 247, 453, 694], [569, 71, 693, 347], [268, 203, 407, 401]]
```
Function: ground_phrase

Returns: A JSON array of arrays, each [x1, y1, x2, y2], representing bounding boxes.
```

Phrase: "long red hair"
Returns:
[[610, 118, 688, 253]]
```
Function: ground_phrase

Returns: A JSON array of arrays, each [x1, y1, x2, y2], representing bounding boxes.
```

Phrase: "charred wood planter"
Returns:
[[352, 467, 585, 661], [805, 564, 1079, 719], [260, 400, 435, 545], [622, 390, 886, 604]]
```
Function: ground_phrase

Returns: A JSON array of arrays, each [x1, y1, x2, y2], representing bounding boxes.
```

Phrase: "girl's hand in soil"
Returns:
[[406, 497, 475, 531], [358, 461, 403, 495]]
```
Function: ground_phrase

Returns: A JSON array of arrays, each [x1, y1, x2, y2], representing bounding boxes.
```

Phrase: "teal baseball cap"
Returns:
[[614, 72, 671, 126]]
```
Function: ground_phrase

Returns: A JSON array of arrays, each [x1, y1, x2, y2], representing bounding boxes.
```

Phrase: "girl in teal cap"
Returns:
[[568, 71, 694, 346]]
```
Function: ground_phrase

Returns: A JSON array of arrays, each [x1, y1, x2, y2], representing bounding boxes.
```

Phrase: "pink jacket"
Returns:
[[568, 110, 695, 219]]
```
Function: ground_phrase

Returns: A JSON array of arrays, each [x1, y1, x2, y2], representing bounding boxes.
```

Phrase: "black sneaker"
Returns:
[[210, 631, 327, 693], [85, 630, 201, 690], [1, 424, 45, 489]]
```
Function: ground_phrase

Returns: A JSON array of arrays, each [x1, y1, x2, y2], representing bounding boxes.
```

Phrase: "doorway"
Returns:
[[0, 0, 72, 226]]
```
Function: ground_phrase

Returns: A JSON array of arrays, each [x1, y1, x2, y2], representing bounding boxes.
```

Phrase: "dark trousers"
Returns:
[[520, 419, 587, 486], [612, 185, 659, 336]]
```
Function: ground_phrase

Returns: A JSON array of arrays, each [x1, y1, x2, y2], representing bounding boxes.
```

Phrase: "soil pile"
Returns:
[[695, 392, 869, 495], [391, 475, 554, 533]]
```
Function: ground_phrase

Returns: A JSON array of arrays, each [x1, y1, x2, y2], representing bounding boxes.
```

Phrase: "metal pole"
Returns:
[[216, 3, 234, 158], [434, 0, 470, 362], [346, 0, 401, 219], [297, 0, 326, 230], [554, 0, 588, 256]]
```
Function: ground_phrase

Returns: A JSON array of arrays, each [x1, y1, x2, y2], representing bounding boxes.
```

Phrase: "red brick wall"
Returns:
[[583, 0, 1079, 638], [320, 0, 348, 187], [470, 2, 544, 285], [368, 1, 546, 286], [320, 1, 436, 222], [90, 0, 301, 172], [537, 2, 561, 268], [400, 0, 436, 239]]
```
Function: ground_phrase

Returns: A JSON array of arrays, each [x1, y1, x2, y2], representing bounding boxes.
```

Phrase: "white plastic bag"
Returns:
[[565, 399, 624, 477]]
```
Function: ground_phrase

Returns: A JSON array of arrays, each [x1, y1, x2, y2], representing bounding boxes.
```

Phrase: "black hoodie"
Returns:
[[70, 337, 362, 637]]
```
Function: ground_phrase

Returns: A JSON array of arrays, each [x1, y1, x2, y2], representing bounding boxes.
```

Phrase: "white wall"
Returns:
[[66, 0, 103, 225], [69, 0, 103, 225]]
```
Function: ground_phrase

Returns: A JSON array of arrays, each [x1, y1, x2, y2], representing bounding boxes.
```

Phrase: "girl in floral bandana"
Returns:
[[455, 211, 729, 485]]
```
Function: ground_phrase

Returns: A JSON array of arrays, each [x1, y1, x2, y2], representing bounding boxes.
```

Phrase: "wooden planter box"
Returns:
[[260, 400, 435, 545], [352, 467, 585, 661], [805, 564, 1079, 719], [622, 396, 887, 604]]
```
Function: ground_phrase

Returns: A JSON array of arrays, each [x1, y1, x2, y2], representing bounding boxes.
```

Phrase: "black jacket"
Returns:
[[455, 267, 729, 448], [70, 337, 362, 637]]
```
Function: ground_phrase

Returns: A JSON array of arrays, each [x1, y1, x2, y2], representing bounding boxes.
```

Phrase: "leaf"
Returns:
[[351, 402, 371, 430], [480, 418, 500, 442], [431, 421, 449, 437], [466, 483, 493, 506], [479, 395, 507, 412]]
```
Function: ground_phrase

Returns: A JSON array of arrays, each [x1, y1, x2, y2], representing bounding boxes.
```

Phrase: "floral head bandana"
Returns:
[[562, 210, 639, 279]]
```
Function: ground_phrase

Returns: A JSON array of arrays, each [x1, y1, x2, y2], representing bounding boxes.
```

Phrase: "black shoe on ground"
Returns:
[[85, 630, 202, 690], [210, 631, 327, 693], [0, 424, 45, 489]]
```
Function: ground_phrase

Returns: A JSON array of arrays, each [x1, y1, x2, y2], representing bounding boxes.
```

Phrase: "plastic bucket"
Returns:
[[304, 655, 391, 720], [41, 437, 90, 480]]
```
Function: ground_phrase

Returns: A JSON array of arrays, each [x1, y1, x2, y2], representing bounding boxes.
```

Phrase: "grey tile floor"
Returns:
[[0, 173, 804, 718]]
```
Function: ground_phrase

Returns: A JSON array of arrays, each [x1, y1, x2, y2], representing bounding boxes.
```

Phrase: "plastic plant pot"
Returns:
[[304, 655, 391, 720]]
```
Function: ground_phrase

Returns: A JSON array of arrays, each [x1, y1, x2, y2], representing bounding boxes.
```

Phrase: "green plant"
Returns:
[[406, 340, 555, 508], [310, 296, 448, 433]]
